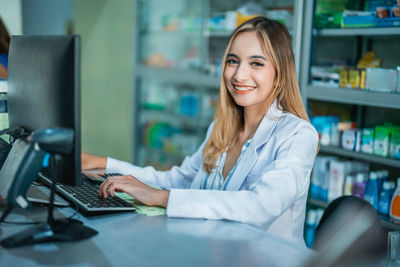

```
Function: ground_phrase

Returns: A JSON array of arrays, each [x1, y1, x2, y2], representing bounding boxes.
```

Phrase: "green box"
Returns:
[[361, 128, 374, 154], [374, 126, 391, 157], [390, 128, 400, 159]]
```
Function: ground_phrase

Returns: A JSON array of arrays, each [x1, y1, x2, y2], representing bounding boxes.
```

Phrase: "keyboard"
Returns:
[[38, 172, 136, 214]]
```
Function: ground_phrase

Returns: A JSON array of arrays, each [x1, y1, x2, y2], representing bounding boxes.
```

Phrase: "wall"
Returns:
[[73, 0, 135, 162], [0, 0, 22, 35], [21, 0, 72, 35]]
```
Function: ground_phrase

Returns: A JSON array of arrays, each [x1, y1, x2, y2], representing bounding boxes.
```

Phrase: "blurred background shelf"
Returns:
[[137, 65, 220, 88], [314, 27, 400, 36], [135, 0, 301, 166], [141, 109, 212, 129], [319, 145, 400, 168], [305, 85, 400, 109]]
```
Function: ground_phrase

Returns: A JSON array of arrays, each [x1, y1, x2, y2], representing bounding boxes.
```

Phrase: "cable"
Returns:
[[66, 200, 80, 221]]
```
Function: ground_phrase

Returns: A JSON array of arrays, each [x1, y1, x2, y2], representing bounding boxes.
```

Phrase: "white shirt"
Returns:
[[106, 102, 319, 246], [199, 138, 251, 190]]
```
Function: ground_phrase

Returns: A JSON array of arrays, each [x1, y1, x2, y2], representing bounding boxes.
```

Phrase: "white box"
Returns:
[[328, 160, 352, 202]]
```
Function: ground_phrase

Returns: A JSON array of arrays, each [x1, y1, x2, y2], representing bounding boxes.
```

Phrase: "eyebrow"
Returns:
[[226, 53, 267, 61]]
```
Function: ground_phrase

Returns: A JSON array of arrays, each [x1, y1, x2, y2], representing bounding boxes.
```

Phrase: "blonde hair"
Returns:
[[202, 16, 310, 172]]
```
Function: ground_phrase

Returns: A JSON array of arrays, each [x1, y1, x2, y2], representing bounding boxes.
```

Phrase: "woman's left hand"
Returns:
[[98, 175, 170, 208]]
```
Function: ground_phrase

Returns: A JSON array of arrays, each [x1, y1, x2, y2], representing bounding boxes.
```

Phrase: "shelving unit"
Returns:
[[134, 0, 302, 168], [301, 0, 400, 232], [314, 27, 400, 36], [136, 65, 219, 87], [305, 85, 400, 109], [320, 145, 400, 168]]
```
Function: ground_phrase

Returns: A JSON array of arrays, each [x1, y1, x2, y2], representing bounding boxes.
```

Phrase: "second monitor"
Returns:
[[7, 35, 81, 186]]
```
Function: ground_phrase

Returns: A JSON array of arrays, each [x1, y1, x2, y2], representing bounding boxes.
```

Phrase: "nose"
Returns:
[[233, 63, 250, 82]]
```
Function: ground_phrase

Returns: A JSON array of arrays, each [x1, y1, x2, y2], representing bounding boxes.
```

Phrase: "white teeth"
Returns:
[[234, 85, 255, 91]]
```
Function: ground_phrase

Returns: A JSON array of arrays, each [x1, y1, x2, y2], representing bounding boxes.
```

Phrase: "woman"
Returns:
[[83, 16, 318, 245]]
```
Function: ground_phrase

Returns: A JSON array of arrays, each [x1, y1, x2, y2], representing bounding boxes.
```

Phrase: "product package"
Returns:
[[349, 69, 360, 88], [311, 156, 337, 201], [361, 128, 375, 154], [328, 160, 352, 202], [339, 69, 349, 88], [374, 126, 391, 157], [390, 128, 400, 159], [341, 129, 362, 151], [366, 68, 398, 93], [310, 116, 339, 146]]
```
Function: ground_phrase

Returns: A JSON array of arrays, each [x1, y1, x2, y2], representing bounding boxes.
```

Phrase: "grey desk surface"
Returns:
[[0, 206, 313, 267]]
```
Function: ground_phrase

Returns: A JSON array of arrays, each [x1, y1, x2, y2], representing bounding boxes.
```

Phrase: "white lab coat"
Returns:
[[107, 102, 319, 245]]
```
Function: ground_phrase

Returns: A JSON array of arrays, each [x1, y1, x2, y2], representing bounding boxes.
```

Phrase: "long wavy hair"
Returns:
[[0, 18, 10, 54], [202, 16, 310, 172]]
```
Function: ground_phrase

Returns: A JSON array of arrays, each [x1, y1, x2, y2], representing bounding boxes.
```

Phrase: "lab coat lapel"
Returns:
[[225, 102, 284, 191]]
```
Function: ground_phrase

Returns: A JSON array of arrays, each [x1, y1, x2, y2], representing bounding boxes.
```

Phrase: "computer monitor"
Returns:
[[7, 35, 81, 186]]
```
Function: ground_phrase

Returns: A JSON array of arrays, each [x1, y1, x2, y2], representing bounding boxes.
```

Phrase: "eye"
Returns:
[[226, 58, 238, 65], [251, 61, 264, 67]]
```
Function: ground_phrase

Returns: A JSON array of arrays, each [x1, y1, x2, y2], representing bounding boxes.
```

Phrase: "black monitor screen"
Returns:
[[7, 35, 81, 186]]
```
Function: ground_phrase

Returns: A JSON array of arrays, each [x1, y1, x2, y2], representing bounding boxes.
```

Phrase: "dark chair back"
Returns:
[[308, 195, 387, 267]]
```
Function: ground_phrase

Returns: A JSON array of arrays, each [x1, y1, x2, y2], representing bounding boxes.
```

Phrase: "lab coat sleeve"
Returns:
[[166, 123, 319, 228], [106, 122, 215, 189]]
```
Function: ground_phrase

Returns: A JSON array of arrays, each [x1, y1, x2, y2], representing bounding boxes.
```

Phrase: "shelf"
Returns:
[[141, 108, 212, 129], [380, 215, 400, 231], [307, 198, 400, 231], [138, 146, 184, 170], [137, 65, 220, 88], [141, 146, 185, 161], [305, 85, 400, 109], [313, 27, 400, 36], [319, 145, 400, 168]]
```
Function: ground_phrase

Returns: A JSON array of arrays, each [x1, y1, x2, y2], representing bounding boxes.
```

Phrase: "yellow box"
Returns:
[[360, 69, 366, 89], [349, 69, 360, 88], [339, 69, 349, 88]]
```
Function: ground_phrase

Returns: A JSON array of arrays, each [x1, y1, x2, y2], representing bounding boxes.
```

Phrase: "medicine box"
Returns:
[[390, 128, 400, 159], [361, 128, 375, 154], [374, 126, 391, 157], [311, 156, 336, 201], [341, 129, 361, 151], [342, 10, 376, 28], [366, 68, 397, 93], [328, 160, 352, 202]]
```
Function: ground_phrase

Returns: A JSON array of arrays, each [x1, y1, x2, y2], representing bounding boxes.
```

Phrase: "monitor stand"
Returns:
[[0, 154, 97, 248]]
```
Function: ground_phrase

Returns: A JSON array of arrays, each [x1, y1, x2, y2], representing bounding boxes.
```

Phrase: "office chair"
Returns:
[[306, 195, 387, 267]]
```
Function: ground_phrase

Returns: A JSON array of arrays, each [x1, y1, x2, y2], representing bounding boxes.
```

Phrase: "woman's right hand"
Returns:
[[81, 152, 107, 170]]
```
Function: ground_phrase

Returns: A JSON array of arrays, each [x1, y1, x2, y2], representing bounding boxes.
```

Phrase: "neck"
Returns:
[[240, 99, 274, 141]]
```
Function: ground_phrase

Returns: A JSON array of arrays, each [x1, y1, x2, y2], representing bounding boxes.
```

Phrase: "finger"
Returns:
[[102, 177, 126, 197], [108, 183, 117, 197], [99, 178, 112, 197], [103, 180, 111, 198], [99, 179, 106, 196]]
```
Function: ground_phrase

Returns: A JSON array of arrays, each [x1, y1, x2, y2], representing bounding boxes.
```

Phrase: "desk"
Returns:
[[0, 206, 312, 267]]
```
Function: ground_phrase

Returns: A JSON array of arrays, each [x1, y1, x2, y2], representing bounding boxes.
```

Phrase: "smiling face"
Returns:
[[223, 31, 276, 112]]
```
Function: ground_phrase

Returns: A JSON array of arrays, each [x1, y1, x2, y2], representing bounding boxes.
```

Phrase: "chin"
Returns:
[[232, 98, 253, 107]]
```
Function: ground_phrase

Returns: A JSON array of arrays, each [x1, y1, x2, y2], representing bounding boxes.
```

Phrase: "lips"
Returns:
[[233, 84, 256, 94]]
